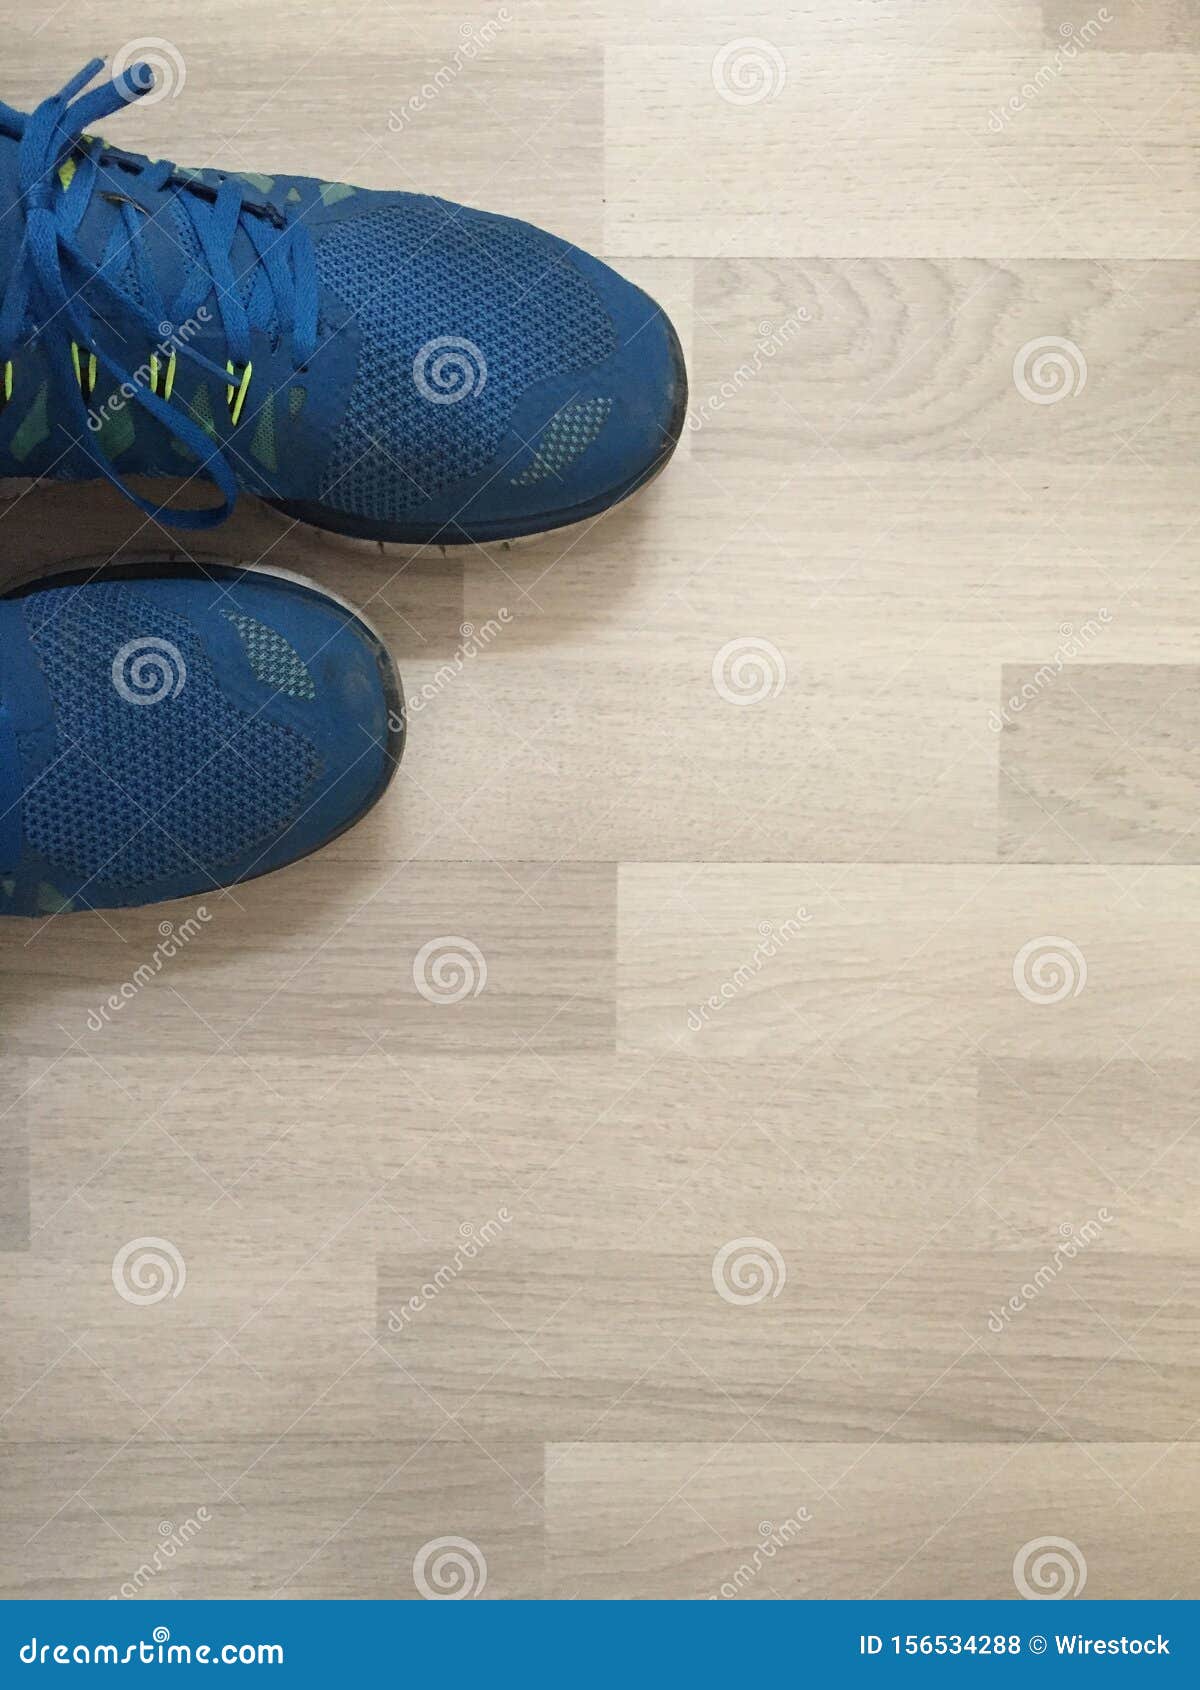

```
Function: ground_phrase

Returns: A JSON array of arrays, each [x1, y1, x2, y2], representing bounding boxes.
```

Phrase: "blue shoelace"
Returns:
[[0, 57, 320, 528]]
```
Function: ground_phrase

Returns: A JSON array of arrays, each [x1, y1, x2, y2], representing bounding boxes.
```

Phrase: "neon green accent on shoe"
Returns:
[[250, 394, 277, 471], [239, 172, 276, 193], [2, 360, 12, 405], [289, 385, 307, 420], [57, 156, 77, 191], [225, 360, 253, 425], [319, 181, 355, 207], [150, 350, 178, 399], [70, 342, 98, 399], [220, 612, 316, 701], [10, 384, 49, 463], [37, 882, 73, 915], [98, 404, 135, 461], [286, 186, 302, 204]]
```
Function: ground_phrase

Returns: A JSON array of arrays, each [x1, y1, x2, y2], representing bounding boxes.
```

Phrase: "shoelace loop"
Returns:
[[0, 57, 320, 529]]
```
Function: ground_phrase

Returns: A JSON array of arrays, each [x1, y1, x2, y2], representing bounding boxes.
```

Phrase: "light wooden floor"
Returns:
[[3, 0, 1200, 1602]]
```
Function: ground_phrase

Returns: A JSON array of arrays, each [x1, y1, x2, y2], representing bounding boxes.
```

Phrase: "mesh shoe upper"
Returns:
[[0, 569, 401, 916], [313, 199, 616, 525], [19, 583, 321, 898]]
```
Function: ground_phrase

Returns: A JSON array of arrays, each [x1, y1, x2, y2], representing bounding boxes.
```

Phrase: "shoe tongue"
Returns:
[[0, 123, 263, 339], [73, 155, 262, 318], [74, 172, 196, 304]]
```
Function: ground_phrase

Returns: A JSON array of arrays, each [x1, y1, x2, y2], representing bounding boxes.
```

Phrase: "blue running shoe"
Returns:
[[0, 56, 687, 544], [0, 563, 403, 916]]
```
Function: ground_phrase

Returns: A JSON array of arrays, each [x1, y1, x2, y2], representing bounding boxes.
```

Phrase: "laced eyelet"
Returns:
[[225, 360, 253, 425], [71, 342, 98, 402], [150, 350, 177, 401]]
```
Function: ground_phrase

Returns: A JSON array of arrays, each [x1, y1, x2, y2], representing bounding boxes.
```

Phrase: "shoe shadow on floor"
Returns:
[[0, 466, 653, 653]]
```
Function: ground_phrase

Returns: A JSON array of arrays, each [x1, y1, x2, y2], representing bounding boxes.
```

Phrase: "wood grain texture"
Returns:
[[545, 1442, 1200, 1599], [2, 0, 1199, 1601], [1044, 1, 1200, 51]]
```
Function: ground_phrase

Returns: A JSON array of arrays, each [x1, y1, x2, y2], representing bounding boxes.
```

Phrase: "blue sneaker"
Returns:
[[0, 563, 403, 916], [0, 56, 687, 544]]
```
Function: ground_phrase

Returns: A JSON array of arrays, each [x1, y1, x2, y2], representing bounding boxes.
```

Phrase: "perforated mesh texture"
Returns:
[[221, 610, 315, 700], [20, 584, 320, 896], [313, 198, 616, 522], [511, 396, 612, 486]]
